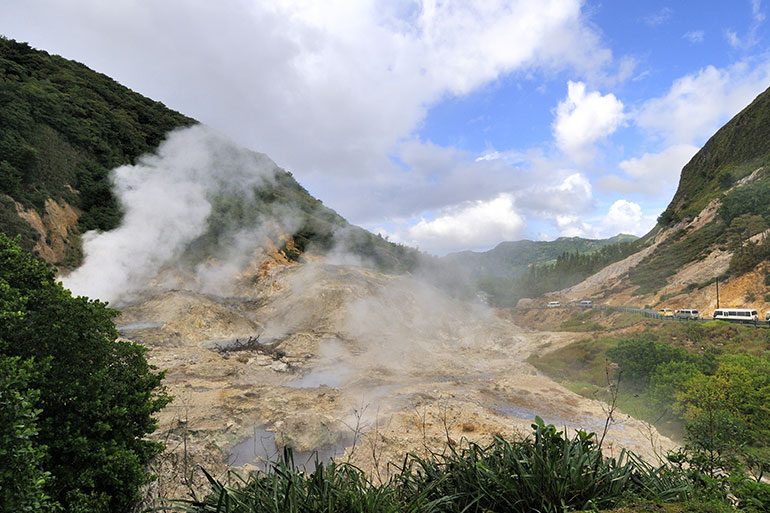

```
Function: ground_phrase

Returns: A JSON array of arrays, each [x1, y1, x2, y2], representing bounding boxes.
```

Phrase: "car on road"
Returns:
[[547, 301, 561, 308], [578, 300, 593, 308], [674, 309, 699, 320], [659, 308, 674, 317]]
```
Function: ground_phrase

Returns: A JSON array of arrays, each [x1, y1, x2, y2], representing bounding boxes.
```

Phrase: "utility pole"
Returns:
[[716, 277, 720, 309]]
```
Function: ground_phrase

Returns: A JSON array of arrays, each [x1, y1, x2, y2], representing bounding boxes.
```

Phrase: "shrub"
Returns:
[[0, 234, 170, 512], [0, 356, 57, 513], [173, 418, 695, 513]]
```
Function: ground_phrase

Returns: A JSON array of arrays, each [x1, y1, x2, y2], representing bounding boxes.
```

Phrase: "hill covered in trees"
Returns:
[[0, 37, 420, 274], [439, 235, 638, 305]]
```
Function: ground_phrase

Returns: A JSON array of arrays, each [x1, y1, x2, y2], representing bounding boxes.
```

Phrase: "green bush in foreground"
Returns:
[[170, 418, 697, 513], [0, 356, 57, 513], [0, 234, 171, 512]]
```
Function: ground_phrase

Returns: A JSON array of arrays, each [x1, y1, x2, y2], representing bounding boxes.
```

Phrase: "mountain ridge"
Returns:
[[529, 85, 770, 315], [0, 37, 420, 275]]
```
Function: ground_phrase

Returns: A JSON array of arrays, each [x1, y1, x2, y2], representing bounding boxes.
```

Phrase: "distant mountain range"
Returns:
[[443, 234, 638, 280]]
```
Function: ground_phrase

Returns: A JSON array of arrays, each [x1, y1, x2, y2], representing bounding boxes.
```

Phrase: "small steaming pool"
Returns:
[[287, 366, 352, 388], [116, 321, 163, 332], [228, 427, 352, 472]]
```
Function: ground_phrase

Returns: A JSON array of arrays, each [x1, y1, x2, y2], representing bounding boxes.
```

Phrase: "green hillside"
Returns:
[[659, 85, 770, 226], [0, 37, 194, 245], [0, 37, 420, 273], [444, 234, 637, 279], [628, 86, 770, 295], [436, 234, 638, 305]]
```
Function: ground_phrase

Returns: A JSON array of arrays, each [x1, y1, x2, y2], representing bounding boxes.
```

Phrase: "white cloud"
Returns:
[[398, 194, 526, 254], [3, 0, 616, 227], [635, 60, 770, 145], [643, 7, 673, 27], [550, 199, 656, 239], [683, 30, 705, 43], [555, 215, 594, 238], [553, 81, 625, 164], [598, 144, 699, 196], [725, 0, 765, 49], [516, 172, 594, 215], [597, 200, 656, 237]]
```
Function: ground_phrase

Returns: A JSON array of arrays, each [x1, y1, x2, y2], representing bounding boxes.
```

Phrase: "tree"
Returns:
[[0, 234, 171, 512], [0, 356, 56, 513]]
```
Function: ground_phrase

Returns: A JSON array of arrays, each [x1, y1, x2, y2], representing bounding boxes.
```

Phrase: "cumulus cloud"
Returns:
[[554, 215, 595, 238], [516, 172, 594, 215], [552, 199, 656, 239], [597, 144, 699, 196], [553, 81, 625, 164], [636, 60, 770, 145], [4, 0, 616, 226], [598, 200, 656, 237], [397, 193, 526, 254]]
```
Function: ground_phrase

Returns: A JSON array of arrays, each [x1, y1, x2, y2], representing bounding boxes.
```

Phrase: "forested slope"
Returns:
[[0, 37, 420, 273]]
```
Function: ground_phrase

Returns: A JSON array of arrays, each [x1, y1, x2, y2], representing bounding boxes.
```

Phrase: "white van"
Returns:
[[712, 308, 758, 323], [674, 309, 699, 320], [547, 301, 561, 308], [578, 300, 593, 308]]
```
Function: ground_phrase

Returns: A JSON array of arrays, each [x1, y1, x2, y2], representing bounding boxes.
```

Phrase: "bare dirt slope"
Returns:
[[119, 261, 676, 502], [537, 202, 767, 315]]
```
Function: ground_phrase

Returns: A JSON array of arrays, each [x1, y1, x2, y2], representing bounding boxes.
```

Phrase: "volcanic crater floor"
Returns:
[[118, 263, 676, 502]]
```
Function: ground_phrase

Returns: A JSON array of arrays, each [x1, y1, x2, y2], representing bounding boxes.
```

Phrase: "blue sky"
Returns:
[[5, 0, 770, 254]]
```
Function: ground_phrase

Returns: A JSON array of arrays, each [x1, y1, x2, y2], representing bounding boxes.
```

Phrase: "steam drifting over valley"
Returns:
[[56, 126, 675, 499]]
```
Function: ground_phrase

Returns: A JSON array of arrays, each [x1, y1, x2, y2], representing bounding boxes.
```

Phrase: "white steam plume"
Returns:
[[62, 125, 285, 304]]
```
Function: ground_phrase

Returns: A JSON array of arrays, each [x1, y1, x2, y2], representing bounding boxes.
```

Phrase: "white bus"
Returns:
[[712, 308, 758, 323]]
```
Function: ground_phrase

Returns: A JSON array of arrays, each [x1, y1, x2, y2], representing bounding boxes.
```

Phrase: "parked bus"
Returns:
[[712, 308, 758, 323], [674, 309, 699, 320]]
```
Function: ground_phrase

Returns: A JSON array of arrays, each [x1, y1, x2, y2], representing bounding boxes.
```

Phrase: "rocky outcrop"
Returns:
[[14, 197, 81, 265]]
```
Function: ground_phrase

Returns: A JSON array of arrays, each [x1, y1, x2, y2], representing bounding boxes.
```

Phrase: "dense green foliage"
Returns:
[[530, 319, 770, 510], [171, 418, 705, 513], [0, 356, 56, 512], [0, 37, 194, 251], [441, 236, 637, 306], [514, 240, 638, 299], [0, 234, 170, 512]]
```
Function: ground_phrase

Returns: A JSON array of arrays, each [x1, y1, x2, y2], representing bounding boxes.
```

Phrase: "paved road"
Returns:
[[521, 304, 769, 327]]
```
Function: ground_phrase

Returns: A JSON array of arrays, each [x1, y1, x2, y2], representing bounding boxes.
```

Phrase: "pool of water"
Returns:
[[227, 427, 352, 472], [116, 321, 162, 332]]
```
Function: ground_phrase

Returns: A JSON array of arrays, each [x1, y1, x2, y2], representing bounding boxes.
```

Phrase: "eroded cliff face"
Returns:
[[117, 260, 676, 503], [12, 196, 81, 265]]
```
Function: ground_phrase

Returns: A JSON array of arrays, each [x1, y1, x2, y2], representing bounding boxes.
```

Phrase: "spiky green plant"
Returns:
[[165, 418, 697, 513]]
